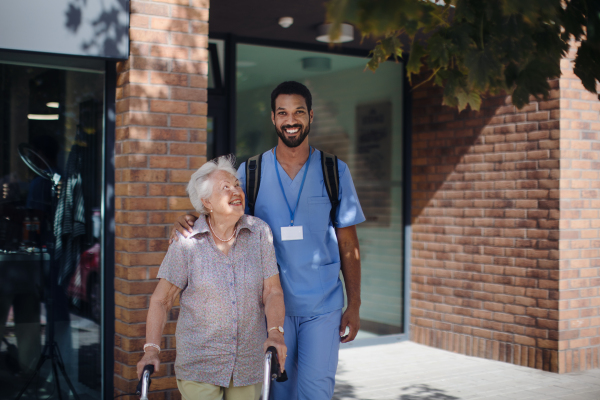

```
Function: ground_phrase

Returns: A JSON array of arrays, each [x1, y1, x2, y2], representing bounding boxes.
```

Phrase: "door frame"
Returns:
[[207, 33, 413, 347]]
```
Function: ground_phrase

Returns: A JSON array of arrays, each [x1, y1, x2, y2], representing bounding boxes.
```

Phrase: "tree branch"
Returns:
[[411, 66, 442, 91]]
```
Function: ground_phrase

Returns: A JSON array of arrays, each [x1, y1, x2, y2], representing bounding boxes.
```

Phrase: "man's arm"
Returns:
[[336, 225, 361, 343]]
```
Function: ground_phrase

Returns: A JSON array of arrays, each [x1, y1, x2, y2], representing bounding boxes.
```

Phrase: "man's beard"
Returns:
[[275, 123, 310, 148]]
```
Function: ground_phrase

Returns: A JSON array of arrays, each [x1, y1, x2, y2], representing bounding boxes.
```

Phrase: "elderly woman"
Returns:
[[137, 155, 286, 400]]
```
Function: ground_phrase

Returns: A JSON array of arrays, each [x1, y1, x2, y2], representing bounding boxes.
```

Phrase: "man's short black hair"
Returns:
[[270, 81, 312, 113]]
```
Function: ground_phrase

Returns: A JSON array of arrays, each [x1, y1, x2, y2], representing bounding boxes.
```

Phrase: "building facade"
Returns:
[[0, 1, 599, 399], [411, 51, 600, 373]]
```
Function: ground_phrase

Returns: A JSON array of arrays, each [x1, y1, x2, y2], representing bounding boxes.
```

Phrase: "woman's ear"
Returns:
[[201, 198, 211, 212]]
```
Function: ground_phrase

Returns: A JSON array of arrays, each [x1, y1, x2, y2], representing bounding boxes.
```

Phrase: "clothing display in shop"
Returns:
[[54, 142, 86, 285]]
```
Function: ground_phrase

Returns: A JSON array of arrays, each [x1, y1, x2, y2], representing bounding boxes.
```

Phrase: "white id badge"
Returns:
[[281, 225, 303, 241]]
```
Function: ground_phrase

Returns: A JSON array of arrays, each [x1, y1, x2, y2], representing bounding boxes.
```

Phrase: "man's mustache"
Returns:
[[282, 124, 303, 130]]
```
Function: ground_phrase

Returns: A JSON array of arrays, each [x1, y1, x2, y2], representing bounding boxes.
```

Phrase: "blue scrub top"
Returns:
[[238, 149, 365, 317]]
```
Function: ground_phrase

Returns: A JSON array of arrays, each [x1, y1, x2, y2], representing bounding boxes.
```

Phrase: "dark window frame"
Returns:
[[103, 60, 116, 400]]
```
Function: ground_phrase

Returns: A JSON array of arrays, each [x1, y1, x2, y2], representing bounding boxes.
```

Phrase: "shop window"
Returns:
[[236, 44, 405, 339], [0, 61, 104, 399]]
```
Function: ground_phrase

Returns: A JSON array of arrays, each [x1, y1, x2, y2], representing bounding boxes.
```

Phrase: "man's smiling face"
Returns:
[[271, 94, 314, 148]]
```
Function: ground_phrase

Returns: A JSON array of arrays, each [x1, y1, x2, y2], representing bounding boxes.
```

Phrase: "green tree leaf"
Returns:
[[464, 49, 500, 90], [325, 0, 600, 111], [455, 88, 482, 111], [406, 41, 426, 77]]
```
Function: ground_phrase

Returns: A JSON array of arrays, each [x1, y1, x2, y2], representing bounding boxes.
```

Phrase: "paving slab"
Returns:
[[334, 341, 600, 400]]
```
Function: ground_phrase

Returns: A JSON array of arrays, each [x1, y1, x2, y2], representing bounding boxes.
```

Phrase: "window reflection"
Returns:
[[0, 63, 104, 399]]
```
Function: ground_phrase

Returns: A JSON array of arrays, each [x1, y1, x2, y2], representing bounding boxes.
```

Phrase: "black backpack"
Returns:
[[245, 150, 340, 227]]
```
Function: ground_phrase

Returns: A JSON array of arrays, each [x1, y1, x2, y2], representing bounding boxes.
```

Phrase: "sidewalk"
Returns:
[[334, 341, 600, 400]]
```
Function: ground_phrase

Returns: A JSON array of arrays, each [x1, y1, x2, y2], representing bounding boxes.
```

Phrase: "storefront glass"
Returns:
[[236, 44, 405, 339], [0, 61, 104, 399]]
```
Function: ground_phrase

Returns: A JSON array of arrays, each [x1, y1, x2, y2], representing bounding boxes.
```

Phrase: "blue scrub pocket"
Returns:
[[307, 196, 332, 232]]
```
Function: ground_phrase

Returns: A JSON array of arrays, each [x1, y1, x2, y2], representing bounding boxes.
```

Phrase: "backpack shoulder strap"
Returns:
[[245, 153, 263, 216], [319, 150, 340, 227]]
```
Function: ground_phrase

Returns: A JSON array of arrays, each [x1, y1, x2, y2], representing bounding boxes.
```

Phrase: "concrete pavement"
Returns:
[[334, 341, 600, 400]]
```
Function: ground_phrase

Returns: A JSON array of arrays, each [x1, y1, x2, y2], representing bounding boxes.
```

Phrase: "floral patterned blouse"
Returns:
[[157, 214, 279, 387]]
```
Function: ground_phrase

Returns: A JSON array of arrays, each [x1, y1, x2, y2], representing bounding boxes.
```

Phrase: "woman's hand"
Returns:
[[169, 214, 198, 244], [137, 348, 160, 380], [263, 332, 287, 373]]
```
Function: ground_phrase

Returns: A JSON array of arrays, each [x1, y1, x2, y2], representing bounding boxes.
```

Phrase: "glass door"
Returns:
[[235, 43, 405, 339]]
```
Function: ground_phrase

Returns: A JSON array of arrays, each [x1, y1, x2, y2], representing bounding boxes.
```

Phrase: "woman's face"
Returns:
[[203, 170, 245, 219]]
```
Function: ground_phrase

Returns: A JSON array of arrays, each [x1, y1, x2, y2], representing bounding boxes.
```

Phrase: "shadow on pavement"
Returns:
[[333, 382, 358, 399], [399, 384, 460, 400]]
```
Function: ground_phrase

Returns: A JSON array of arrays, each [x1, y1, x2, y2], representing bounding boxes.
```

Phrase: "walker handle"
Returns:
[[266, 346, 288, 382], [136, 365, 154, 400]]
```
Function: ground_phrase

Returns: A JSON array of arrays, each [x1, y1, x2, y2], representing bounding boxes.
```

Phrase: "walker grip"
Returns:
[[266, 346, 288, 382], [136, 365, 154, 399]]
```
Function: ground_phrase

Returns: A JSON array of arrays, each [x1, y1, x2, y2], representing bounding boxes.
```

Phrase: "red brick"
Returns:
[[130, 1, 169, 16], [170, 143, 206, 155], [130, 29, 169, 44], [170, 115, 207, 128], [171, 6, 209, 20], [151, 18, 189, 32], [150, 45, 189, 60], [149, 156, 188, 169], [151, 72, 188, 86], [151, 100, 188, 114], [171, 33, 208, 47]]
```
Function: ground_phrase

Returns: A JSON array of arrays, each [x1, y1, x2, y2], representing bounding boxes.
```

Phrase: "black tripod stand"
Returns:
[[15, 144, 80, 400], [15, 259, 81, 400]]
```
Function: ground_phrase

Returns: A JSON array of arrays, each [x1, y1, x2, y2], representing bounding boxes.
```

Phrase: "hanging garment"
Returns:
[[54, 144, 86, 285]]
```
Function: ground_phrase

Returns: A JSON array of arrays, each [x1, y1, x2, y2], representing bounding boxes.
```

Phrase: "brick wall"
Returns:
[[114, 1, 208, 397], [410, 80, 562, 372], [557, 47, 600, 373]]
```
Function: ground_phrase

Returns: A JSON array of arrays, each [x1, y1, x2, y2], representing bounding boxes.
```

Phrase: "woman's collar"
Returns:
[[189, 214, 258, 238]]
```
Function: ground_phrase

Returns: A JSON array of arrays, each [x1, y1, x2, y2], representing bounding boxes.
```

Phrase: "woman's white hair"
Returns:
[[187, 154, 239, 214]]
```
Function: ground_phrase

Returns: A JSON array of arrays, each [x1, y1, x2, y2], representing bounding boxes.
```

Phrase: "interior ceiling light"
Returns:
[[302, 57, 331, 72], [316, 23, 354, 43], [278, 17, 294, 28], [28, 114, 59, 120], [46, 102, 59, 108]]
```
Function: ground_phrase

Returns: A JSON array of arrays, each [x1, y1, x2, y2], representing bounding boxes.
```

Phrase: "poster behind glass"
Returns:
[[0, 63, 104, 399]]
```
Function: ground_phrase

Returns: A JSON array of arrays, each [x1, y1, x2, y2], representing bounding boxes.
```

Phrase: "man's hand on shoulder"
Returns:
[[340, 305, 360, 343], [169, 214, 198, 244]]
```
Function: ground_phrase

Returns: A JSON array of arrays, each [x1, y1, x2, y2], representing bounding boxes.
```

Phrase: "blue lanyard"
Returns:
[[274, 146, 312, 226]]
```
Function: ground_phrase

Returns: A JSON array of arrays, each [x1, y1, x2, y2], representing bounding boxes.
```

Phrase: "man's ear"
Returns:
[[309, 109, 314, 123], [271, 111, 276, 125]]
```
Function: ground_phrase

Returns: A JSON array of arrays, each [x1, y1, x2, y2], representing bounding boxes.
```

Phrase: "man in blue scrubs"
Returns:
[[172, 81, 365, 399]]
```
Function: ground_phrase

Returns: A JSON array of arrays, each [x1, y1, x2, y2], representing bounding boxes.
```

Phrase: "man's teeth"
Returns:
[[230, 200, 241, 205], [286, 128, 299, 134]]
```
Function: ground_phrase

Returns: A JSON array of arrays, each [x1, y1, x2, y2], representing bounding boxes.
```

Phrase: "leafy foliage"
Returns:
[[326, 0, 600, 111]]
